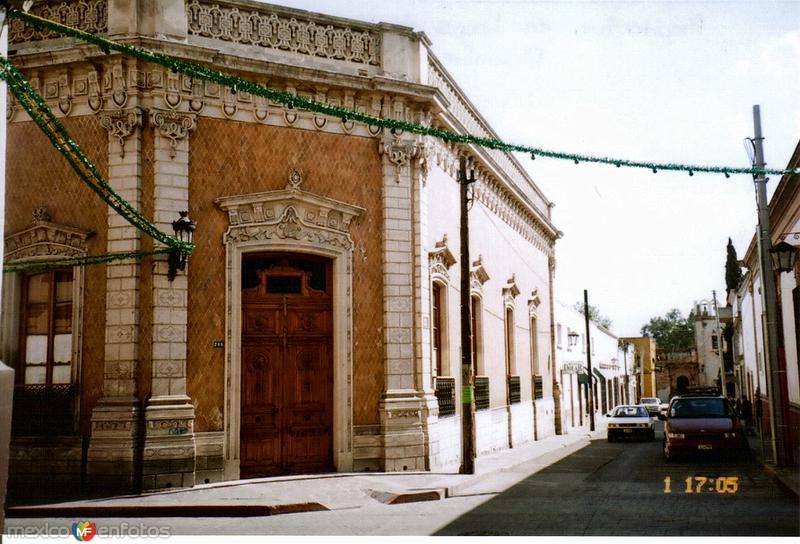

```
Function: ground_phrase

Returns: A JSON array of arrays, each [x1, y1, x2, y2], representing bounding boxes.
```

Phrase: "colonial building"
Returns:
[[729, 140, 799, 465], [694, 300, 727, 392], [621, 336, 657, 401], [1, 0, 560, 500], [553, 300, 634, 430]]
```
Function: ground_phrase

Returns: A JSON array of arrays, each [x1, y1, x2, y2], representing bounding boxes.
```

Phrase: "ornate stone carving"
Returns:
[[100, 108, 142, 158], [470, 254, 490, 294], [429, 234, 456, 281], [187, 0, 381, 66], [9, 0, 108, 44], [379, 135, 419, 182], [287, 169, 303, 190], [150, 109, 197, 158], [216, 172, 365, 252], [528, 288, 542, 312], [4, 217, 92, 262], [503, 274, 520, 306]]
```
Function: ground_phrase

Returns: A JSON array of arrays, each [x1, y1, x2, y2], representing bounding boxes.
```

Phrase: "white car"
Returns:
[[607, 405, 656, 442], [639, 397, 662, 416]]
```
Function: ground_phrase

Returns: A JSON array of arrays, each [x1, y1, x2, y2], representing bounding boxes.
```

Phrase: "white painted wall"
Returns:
[[424, 153, 555, 446]]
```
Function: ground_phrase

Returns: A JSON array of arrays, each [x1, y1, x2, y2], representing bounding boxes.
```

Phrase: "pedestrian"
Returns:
[[755, 391, 763, 433], [740, 398, 753, 436]]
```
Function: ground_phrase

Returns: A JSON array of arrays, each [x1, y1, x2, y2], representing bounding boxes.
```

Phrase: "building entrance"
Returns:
[[239, 254, 333, 477]]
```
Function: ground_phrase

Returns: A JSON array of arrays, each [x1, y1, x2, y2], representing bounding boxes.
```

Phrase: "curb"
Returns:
[[761, 465, 800, 502], [5, 502, 329, 519]]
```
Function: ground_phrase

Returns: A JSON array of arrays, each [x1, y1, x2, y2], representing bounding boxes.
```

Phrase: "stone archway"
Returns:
[[676, 375, 689, 394]]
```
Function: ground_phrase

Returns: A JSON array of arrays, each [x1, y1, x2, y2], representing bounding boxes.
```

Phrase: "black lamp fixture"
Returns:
[[769, 241, 798, 274], [167, 211, 195, 281], [567, 330, 580, 348]]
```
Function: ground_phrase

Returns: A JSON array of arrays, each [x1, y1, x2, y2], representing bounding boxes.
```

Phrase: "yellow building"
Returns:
[[622, 337, 658, 400]]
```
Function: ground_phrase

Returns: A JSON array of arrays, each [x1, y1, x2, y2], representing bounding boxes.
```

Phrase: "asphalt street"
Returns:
[[436, 422, 799, 536], [5, 423, 798, 537]]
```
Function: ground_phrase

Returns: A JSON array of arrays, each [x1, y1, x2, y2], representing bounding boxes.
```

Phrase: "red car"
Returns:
[[659, 395, 747, 461]]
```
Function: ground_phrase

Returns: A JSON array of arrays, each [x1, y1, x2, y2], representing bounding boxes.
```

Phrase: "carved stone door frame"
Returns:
[[216, 174, 364, 479]]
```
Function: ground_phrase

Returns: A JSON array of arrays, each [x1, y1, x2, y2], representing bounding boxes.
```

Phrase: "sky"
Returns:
[[279, 0, 799, 336]]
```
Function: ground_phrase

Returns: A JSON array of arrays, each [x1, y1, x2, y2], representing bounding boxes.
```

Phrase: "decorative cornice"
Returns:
[[470, 254, 490, 294], [215, 170, 365, 250], [528, 288, 542, 312], [4, 212, 93, 262], [99, 107, 143, 158], [150, 109, 197, 158], [429, 234, 456, 281], [428, 137, 556, 258]]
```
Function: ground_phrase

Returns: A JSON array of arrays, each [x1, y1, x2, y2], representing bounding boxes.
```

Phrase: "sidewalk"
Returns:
[[7, 419, 609, 519], [746, 429, 800, 500]]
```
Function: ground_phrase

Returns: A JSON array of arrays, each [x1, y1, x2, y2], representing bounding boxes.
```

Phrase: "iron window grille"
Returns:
[[508, 375, 521, 404], [475, 376, 490, 410], [434, 376, 456, 417]]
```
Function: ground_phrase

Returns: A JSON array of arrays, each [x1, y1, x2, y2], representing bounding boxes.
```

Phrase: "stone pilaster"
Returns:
[[87, 107, 144, 492], [142, 109, 196, 490], [378, 131, 427, 471], [413, 140, 439, 468]]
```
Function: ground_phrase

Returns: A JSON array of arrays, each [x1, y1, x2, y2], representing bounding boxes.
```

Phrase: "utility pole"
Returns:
[[712, 290, 728, 399], [621, 341, 630, 405], [458, 156, 476, 474], [583, 290, 595, 431], [751, 104, 787, 466]]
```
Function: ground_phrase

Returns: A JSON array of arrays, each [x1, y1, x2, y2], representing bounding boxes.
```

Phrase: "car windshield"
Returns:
[[669, 398, 733, 418], [612, 406, 648, 417], [640, 398, 659, 404]]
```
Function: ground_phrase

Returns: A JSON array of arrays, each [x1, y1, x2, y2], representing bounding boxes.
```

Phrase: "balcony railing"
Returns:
[[475, 376, 490, 411], [434, 376, 456, 417], [508, 375, 521, 404]]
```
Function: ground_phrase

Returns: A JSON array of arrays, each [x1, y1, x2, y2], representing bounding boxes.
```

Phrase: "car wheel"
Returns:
[[648, 429, 655, 441], [607, 434, 614, 443]]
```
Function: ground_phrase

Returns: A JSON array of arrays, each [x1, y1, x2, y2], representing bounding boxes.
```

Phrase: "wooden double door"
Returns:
[[240, 255, 333, 477]]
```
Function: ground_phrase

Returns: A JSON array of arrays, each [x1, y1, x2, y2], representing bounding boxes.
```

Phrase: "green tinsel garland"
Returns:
[[0, 55, 192, 274], [7, 8, 798, 178], [2, 249, 173, 274]]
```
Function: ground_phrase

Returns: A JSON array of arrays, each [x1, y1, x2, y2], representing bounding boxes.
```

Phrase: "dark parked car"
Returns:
[[659, 394, 747, 461]]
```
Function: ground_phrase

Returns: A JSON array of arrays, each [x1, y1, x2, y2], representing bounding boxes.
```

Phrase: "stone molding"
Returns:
[[4, 217, 92, 261], [528, 288, 542, 313], [150, 109, 197, 158], [100, 107, 143, 158], [428, 234, 456, 282], [428, 138, 556, 257], [503, 274, 520, 306], [187, 0, 381, 66], [379, 134, 419, 182], [215, 171, 363, 478], [470, 254, 490, 295], [216, 172, 365, 250], [9, 0, 108, 44]]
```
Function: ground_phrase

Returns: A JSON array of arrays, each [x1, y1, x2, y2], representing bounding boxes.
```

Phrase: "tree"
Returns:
[[574, 302, 613, 330], [725, 237, 743, 295], [640, 309, 695, 351]]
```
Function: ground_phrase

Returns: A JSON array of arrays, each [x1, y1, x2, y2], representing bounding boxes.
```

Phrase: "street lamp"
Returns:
[[567, 330, 579, 348], [769, 241, 798, 274], [167, 211, 195, 281]]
